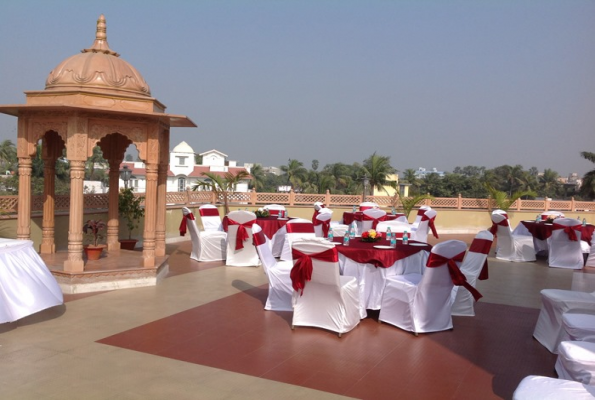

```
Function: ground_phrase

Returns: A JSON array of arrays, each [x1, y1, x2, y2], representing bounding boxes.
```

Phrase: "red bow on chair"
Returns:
[[291, 247, 338, 295], [469, 238, 493, 280], [179, 213, 195, 236], [252, 230, 267, 247], [426, 251, 483, 301], [362, 213, 387, 229], [489, 219, 509, 236], [227, 218, 256, 250], [199, 208, 220, 217], [313, 218, 331, 237], [552, 223, 581, 241], [421, 214, 439, 238]]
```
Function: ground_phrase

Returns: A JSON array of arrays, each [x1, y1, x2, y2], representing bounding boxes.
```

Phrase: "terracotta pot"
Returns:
[[84, 245, 105, 261], [119, 239, 138, 250]]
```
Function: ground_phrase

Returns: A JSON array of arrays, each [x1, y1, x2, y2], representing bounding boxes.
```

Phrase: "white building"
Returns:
[[116, 141, 252, 193]]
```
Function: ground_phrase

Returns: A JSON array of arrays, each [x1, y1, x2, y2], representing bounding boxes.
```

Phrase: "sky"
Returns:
[[0, 0, 594, 177]]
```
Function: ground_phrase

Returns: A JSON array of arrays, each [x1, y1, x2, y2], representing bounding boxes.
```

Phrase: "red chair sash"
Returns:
[[489, 219, 509, 236], [286, 223, 315, 234], [199, 208, 220, 217], [469, 238, 493, 281], [179, 212, 195, 236], [552, 223, 581, 241], [426, 251, 483, 301], [312, 210, 320, 224], [252, 230, 267, 247], [227, 218, 256, 250], [313, 218, 330, 237], [362, 213, 387, 229], [360, 206, 374, 211], [421, 214, 439, 238], [290, 247, 338, 295], [416, 209, 427, 217]]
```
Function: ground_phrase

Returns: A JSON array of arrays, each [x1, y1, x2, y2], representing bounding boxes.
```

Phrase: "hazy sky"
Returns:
[[1, 0, 594, 177]]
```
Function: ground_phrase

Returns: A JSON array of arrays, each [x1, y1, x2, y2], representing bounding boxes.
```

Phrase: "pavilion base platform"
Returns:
[[41, 249, 169, 294]]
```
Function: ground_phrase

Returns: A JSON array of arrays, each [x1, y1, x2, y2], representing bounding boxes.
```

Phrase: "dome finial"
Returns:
[[82, 14, 120, 57]]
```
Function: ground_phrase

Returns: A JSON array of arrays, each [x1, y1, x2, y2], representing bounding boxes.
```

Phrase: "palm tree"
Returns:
[[402, 168, 420, 195], [248, 164, 266, 191], [361, 152, 396, 195], [485, 183, 536, 212], [392, 192, 433, 219], [539, 169, 560, 199], [192, 171, 250, 214], [579, 151, 595, 200], [280, 159, 307, 190], [86, 146, 108, 180], [0, 140, 16, 172]]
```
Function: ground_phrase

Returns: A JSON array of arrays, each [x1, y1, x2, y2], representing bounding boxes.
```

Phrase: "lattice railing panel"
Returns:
[[461, 198, 489, 209], [166, 192, 188, 205], [547, 201, 570, 211], [518, 200, 546, 210], [255, 193, 290, 204], [294, 194, 325, 205], [84, 194, 109, 210], [429, 197, 459, 208], [188, 191, 212, 204], [330, 195, 361, 206], [54, 195, 71, 211], [574, 201, 595, 211], [367, 196, 393, 207], [223, 192, 251, 203], [0, 196, 18, 213]]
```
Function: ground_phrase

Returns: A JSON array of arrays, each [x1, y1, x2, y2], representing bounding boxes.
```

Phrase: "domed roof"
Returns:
[[172, 141, 195, 154], [44, 15, 151, 97]]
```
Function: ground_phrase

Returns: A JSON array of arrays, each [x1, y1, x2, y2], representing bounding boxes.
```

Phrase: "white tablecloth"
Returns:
[[0, 239, 63, 323]]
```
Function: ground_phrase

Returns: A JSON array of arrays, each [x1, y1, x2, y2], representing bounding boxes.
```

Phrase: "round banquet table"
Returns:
[[0, 239, 64, 323], [342, 212, 405, 226], [332, 237, 431, 314], [521, 221, 594, 245]]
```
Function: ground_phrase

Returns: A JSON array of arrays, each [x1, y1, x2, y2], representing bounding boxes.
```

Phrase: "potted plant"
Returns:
[[83, 219, 107, 260], [118, 188, 145, 250]]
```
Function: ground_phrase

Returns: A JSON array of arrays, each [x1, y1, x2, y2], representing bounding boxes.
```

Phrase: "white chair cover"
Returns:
[[411, 206, 431, 231], [411, 209, 438, 243], [225, 210, 260, 267], [533, 289, 595, 353], [378, 240, 467, 334], [491, 213, 536, 262], [182, 207, 227, 262], [542, 211, 566, 221], [561, 313, 595, 343], [198, 204, 224, 232], [313, 208, 333, 238], [451, 230, 493, 316], [0, 239, 63, 323], [548, 218, 584, 269], [512, 375, 595, 400], [279, 219, 316, 261], [359, 201, 378, 211], [556, 341, 595, 385], [263, 204, 286, 216], [252, 224, 293, 311], [291, 238, 361, 337], [331, 224, 349, 237], [375, 220, 411, 235], [361, 208, 387, 232], [587, 244, 595, 267]]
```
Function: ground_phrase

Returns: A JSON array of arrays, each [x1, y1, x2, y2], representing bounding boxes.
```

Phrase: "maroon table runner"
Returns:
[[521, 220, 594, 245], [333, 238, 431, 268]]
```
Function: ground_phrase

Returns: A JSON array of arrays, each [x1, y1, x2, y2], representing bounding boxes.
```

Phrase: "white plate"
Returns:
[[374, 245, 394, 250], [277, 218, 289, 220], [409, 243, 427, 246], [333, 242, 343, 246]]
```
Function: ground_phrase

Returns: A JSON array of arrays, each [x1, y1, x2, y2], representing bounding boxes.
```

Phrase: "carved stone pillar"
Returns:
[[64, 160, 85, 272], [40, 157, 56, 253], [155, 163, 167, 257], [16, 157, 32, 241], [142, 163, 157, 267], [107, 160, 121, 251]]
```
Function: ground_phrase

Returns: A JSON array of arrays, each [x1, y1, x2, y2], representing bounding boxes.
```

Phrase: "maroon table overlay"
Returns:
[[342, 212, 405, 226], [222, 216, 290, 239], [521, 220, 594, 246], [333, 237, 431, 268]]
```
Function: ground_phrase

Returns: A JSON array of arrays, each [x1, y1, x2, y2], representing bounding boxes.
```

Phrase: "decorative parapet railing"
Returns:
[[0, 190, 593, 215]]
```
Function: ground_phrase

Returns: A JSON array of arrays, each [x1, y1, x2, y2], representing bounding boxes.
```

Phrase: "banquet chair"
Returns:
[[375, 220, 411, 238], [290, 238, 361, 337], [451, 230, 493, 316], [587, 244, 595, 267], [280, 218, 316, 261], [542, 211, 566, 221], [331, 223, 350, 237], [252, 224, 293, 311], [264, 204, 286, 217], [411, 209, 438, 243], [181, 207, 226, 262], [491, 213, 536, 262], [556, 341, 595, 385], [533, 289, 595, 353], [313, 208, 333, 238], [361, 208, 387, 232], [548, 218, 584, 269], [512, 375, 595, 400], [225, 210, 260, 267], [198, 204, 224, 232], [410, 206, 431, 231], [359, 201, 378, 211], [379, 240, 468, 335]]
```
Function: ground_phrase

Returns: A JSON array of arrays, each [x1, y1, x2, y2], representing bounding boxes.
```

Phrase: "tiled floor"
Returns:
[[1, 236, 592, 399]]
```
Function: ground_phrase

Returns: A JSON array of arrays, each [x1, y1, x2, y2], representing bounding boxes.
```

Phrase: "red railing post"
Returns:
[[571, 197, 575, 212]]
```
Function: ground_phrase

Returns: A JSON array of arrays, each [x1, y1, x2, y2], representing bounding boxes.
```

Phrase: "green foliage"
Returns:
[[485, 183, 537, 212], [82, 219, 106, 247], [118, 188, 145, 239], [580, 152, 595, 200], [392, 193, 433, 219], [192, 171, 250, 214]]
